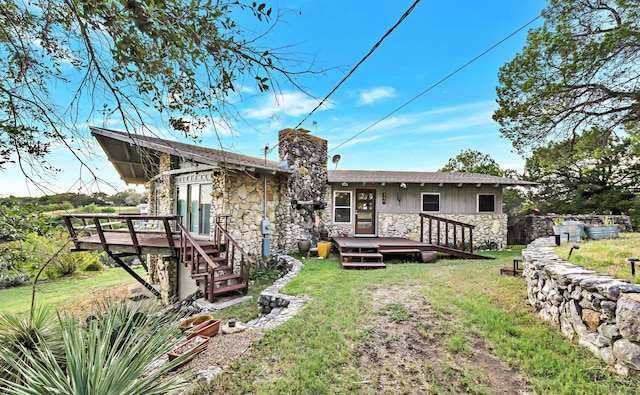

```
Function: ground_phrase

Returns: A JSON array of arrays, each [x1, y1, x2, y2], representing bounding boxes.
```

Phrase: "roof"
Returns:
[[328, 170, 536, 187], [91, 127, 289, 184]]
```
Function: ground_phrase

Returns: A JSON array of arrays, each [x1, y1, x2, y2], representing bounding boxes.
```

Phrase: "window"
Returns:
[[421, 193, 440, 212], [333, 191, 352, 223], [478, 194, 495, 213], [176, 183, 212, 235]]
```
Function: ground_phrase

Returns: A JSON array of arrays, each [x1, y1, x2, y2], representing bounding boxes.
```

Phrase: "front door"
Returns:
[[355, 189, 376, 235]]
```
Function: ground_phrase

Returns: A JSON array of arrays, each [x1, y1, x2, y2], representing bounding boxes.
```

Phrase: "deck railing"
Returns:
[[62, 214, 182, 257], [419, 213, 474, 253]]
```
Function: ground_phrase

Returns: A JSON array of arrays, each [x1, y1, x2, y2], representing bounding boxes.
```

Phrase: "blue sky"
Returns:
[[0, 0, 548, 197]]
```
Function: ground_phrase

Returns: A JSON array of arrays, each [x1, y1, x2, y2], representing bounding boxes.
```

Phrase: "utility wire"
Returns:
[[330, 12, 543, 153], [293, 0, 421, 130]]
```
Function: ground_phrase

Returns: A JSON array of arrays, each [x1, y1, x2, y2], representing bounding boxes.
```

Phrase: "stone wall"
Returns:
[[276, 128, 329, 250], [523, 237, 640, 374], [525, 215, 632, 243], [377, 213, 508, 249], [147, 152, 176, 303]]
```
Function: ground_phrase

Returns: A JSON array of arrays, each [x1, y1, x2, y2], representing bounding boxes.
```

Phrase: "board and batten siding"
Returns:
[[330, 184, 503, 215]]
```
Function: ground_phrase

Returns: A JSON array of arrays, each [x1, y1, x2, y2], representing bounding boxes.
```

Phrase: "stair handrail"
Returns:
[[211, 221, 253, 293], [419, 213, 475, 253]]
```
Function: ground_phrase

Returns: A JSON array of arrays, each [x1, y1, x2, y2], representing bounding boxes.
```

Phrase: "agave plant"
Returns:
[[0, 300, 190, 394]]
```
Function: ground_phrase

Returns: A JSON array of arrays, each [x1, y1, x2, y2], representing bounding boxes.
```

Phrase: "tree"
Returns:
[[1, 0, 316, 186], [439, 150, 527, 224], [524, 128, 640, 214], [493, 0, 640, 153], [438, 149, 516, 177]]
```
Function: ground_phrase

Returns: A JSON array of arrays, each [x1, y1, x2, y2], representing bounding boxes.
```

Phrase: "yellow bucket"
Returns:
[[317, 241, 332, 258]]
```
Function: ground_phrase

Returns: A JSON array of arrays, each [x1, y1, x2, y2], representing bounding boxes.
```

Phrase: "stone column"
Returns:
[[277, 128, 328, 251]]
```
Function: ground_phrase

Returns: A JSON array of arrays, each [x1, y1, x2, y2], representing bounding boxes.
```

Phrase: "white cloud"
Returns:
[[357, 87, 397, 106], [243, 92, 332, 119]]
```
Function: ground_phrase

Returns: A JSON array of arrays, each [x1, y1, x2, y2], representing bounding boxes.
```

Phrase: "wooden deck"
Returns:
[[333, 237, 492, 269], [63, 214, 250, 303]]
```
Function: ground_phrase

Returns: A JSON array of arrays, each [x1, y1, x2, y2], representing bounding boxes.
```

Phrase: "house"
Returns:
[[87, 126, 534, 301]]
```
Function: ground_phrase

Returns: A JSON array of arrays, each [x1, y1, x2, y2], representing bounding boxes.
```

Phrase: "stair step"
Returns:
[[214, 265, 232, 272], [212, 282, 247, 295], [378, 248, 422, 254], [342, 262, 387, 269], [340, 252, 383, 258], [212, 273, 241, 282]]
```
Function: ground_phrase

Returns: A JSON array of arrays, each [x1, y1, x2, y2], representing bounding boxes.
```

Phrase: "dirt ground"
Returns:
[[353, 286, 533, 394], [171, 285, 533, 394]]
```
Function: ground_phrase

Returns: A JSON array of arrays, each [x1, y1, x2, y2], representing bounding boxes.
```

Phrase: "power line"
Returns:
[[293, 0, 422, 130], [330, 12, 544, 153]]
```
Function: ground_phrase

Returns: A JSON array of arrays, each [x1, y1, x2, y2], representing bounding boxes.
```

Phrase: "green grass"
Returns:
[[203, 252, 640, 394], [554, 233, 640, 283], [3, 249, 640, 393], [0, 266, 144, 315]]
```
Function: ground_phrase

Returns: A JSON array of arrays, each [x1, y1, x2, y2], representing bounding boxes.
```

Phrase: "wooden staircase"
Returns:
[[339, 241, 386, 269], [178, 216, 252, 303]]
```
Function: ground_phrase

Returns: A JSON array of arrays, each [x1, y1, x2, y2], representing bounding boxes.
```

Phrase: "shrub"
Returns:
[[83, 260, 104, 272], [0, 300, 189, 394]]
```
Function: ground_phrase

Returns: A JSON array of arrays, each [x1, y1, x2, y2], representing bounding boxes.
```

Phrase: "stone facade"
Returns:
[[525, 215, 632, 243], [276, 129, 329, 249], [147, 152, 176, 303], [376, 213, 508, 249], [523, 237, 640, 374]]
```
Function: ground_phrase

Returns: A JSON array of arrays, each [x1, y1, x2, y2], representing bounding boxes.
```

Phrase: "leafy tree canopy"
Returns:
[[438, 149, 517, 178], [0, 0, 315, 181], [493, 0, 640, 153], [524, 128, 640, 214]]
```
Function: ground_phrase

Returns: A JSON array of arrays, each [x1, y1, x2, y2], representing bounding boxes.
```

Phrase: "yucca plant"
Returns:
[[0, 305, 64, 386], [0, 300, 191, 394]]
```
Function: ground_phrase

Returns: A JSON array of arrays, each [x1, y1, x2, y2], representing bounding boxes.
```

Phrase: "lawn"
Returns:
[[0, 266, 144, 315], [2, 250, 640, 394], [554, 232, 640, 283], [201, 250, 640, 394]]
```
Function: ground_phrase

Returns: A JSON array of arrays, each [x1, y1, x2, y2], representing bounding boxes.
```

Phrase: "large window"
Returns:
[[421, 193, 440, 212], [177, 183, 212, 235], [478, 194, 495, 213], [333, 191, 352, 223]]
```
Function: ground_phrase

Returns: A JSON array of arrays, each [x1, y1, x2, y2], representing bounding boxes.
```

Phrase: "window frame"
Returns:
[[175, 182, 212, 235], [421, 192, 441, 213], [333, 190, 353, 224], [477, 193, 496, 213]]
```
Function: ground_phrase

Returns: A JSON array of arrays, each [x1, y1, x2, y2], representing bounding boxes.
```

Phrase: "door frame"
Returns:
[[355, 188, 376, 236]]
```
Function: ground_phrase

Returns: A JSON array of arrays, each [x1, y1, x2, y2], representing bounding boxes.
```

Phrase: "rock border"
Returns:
[[522, 237, 640, 375]]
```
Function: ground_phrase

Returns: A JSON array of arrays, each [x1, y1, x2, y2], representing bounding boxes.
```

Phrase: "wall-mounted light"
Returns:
[[400, 182, 407, 189], [382, 192, 386, 204], [341, 182, 348, 187]]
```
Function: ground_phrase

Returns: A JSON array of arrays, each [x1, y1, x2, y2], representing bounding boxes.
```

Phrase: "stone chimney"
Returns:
[[276, 128, 328, 248]]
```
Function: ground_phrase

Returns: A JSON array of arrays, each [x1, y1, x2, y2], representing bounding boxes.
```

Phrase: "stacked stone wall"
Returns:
[[523, 237, 640, 374], [276, 129, 329, 250], [525, 215, 632, 243], [376, 213, 508, 249]]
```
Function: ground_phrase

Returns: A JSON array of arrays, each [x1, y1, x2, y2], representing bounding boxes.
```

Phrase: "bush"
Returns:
[[0, 300, 189, 394], [24, 231, 98, 279], [84, 260, 104, 272]]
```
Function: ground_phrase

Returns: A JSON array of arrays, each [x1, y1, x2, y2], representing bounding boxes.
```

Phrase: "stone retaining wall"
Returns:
[[523, 237, 640, 374], [525, 215, 632, 243]]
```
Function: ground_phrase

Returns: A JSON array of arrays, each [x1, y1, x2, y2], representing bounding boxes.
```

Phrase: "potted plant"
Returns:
[[585, 217, 619, 240]]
